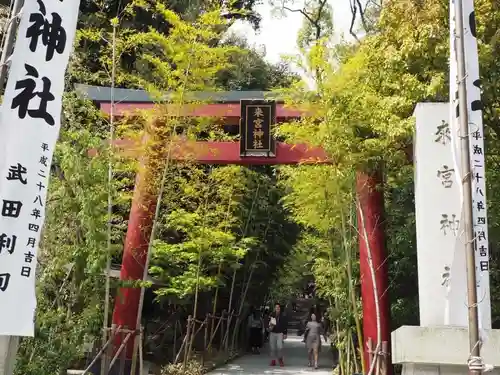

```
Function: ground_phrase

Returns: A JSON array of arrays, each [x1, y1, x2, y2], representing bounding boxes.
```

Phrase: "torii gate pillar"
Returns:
[[356, 169, 391, 373]]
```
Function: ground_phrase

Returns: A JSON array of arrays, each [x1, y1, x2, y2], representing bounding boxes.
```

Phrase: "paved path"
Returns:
[[208, 335, 333, 375]]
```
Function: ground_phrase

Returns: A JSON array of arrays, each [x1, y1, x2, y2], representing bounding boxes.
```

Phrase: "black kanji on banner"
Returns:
[[240, 99, 276, 157]]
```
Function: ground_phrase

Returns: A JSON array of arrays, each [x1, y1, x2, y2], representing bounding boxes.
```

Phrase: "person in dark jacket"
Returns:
[[268, 303, 288, 367], [262, 306, 270, 343]]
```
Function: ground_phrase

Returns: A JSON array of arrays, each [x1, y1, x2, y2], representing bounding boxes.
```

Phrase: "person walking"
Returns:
[[307, 280, 315, 298], [247, 309, 264, 353], [304, 313, 325, 369], [291, 294, 298, 312], [262, 306, 270, 343], [268, 303, 288, 367]]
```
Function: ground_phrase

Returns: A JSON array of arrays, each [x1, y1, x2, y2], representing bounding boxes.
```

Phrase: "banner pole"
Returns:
[[0, 1, 24, 373], [453, 0, 482, 373]]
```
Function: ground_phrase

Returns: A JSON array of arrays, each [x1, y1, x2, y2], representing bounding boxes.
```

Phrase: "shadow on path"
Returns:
[[208, 335, 333, 375]]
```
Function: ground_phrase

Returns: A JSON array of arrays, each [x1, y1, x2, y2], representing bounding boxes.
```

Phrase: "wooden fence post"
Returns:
[[367, 337, 374, 372], [219, 311, 226, 353], [119, 329, 126, 375], [380, 341, 389, 375], [183, 316, 192, 370], [202, 315, 209, 365], [172, 320, 178, 361]]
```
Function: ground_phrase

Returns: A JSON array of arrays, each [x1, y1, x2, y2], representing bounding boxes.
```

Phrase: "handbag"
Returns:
[[303, 328, 309, 342]]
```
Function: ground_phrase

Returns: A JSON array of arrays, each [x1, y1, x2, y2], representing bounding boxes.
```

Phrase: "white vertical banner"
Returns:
[[449, 0, 492, 329], [0, 0, 80, 336], [461, 0, 491, 331], [413, 103, 467, 327]]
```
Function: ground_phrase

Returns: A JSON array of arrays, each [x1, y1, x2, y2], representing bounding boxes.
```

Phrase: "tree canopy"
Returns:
[[71, 0, 264, 87]]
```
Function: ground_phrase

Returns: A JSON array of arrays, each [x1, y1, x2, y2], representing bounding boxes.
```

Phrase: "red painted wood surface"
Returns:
[[356, 171, 391, 373], [92, 139, 329, 165], [99, 101, 303, 118], [110, 130, 171, 359], [112, 171, 156, 358]]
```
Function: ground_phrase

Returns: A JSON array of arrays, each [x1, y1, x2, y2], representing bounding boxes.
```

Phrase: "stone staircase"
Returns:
[[287, 298, 315, 335]]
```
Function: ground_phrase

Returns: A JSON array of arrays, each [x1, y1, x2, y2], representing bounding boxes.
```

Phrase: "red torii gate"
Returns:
[[79, 85, 389, 369]]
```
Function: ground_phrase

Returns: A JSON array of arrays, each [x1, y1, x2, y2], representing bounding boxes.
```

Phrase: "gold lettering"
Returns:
[[253, 139, 264, 148], [249, 106, 266, 149], [253, 129, 264, 138], [253, 118, 263, 128]]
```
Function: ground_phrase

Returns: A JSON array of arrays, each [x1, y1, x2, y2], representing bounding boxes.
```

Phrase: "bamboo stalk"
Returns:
[[219, 311, 225, 351], [223, 312, 233, 349], [130, 35, 199, 375], [139, 328, 144, 375], [210, 263, 221, 354], [347, 328, 352, 374], [174, 334, 188, 364], [172, 318, 178, 361], [230, 317, 240, 353], [108, 332, 132, 370], [351, 329, 360, 373], [188, 186, 212, 359], [119, 330, 126, 375], [81, 327, 121, 375], [224, 180, 262, 353], [208, 314, 223, 349], [104, 327, 136, 333], [336, 318, 344, 375], [225, 268, 237, 352], [106, 324, 118, 374], [183, 316, 193, 369], [231, 261, 256, 350], [203, 315, 209, 365], [101, 20, 117, 375], [342, 208, 365, 374], [208, 187, 234, 355]]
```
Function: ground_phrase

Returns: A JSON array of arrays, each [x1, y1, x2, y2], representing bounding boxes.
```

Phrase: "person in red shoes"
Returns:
[[268, 303, 288, 367]]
